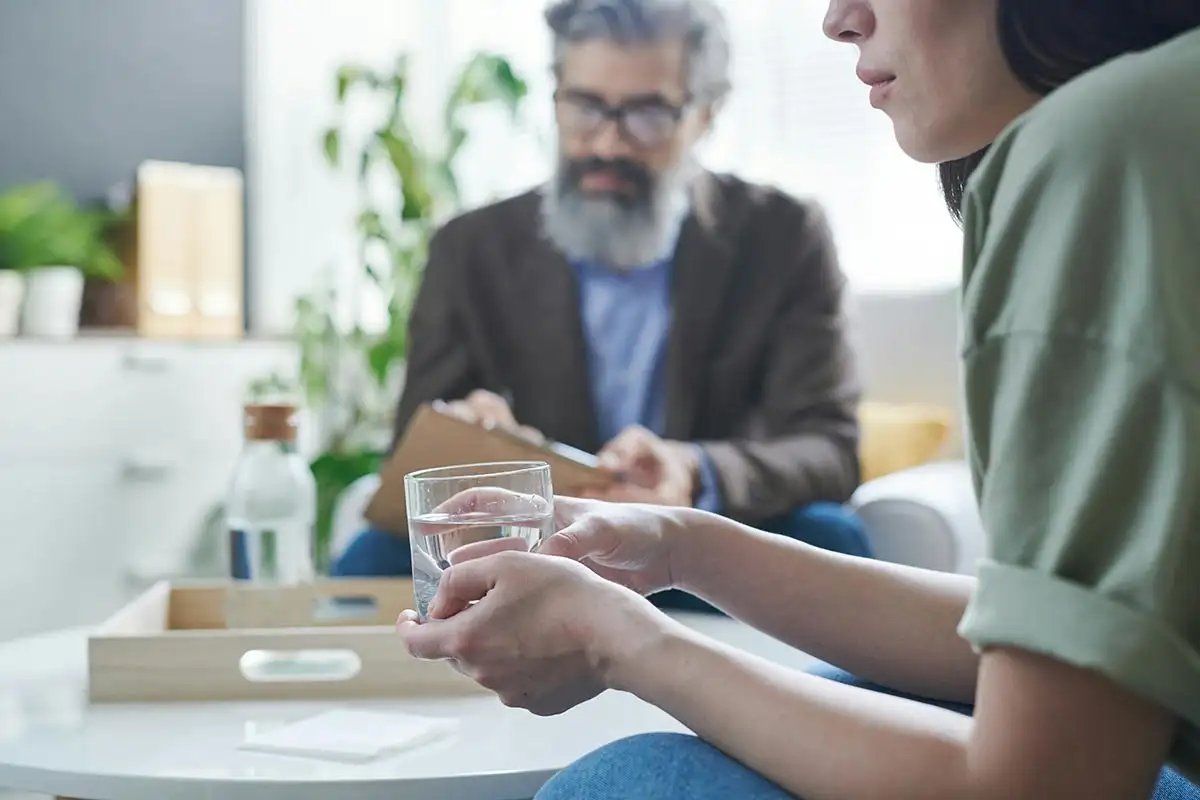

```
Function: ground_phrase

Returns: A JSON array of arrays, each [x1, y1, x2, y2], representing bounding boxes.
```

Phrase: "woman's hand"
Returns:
[[396, 550, 670, 716], [441, 489, 697, 597]]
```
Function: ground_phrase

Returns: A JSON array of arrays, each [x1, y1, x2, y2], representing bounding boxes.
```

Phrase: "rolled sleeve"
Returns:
[[957, 333, 1200, 777], [961, 562, 1200, 721]]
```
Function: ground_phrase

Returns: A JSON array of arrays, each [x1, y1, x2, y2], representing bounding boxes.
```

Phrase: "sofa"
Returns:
[[331, 460, 984, 575], [330, 285, 988, 576], [840, 285, 986, 575]]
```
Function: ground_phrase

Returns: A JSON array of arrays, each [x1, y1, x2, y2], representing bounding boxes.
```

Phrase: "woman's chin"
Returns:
[[891, 114, 1007, 165], [891, 124, 953, 164]]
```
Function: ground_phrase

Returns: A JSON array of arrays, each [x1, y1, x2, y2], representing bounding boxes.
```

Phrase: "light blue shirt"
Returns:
[[572, 257, 722, 512]]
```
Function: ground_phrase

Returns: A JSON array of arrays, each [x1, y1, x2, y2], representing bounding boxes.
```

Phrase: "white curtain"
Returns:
[[248, 0, 962, 334]]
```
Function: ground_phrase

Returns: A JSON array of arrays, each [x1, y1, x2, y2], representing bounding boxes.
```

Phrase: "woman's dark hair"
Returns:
[[939, 0, 1200, 221]]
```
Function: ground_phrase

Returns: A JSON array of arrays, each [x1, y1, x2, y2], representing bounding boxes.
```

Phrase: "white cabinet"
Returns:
[[0, 460, 125, 638], [0, 338, 296, 641]]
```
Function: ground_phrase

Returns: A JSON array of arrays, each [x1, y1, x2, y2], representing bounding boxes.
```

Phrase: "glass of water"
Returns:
[[405, 461, 554, 620]]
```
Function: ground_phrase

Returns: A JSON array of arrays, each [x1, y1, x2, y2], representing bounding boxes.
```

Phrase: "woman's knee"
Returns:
[[536, 732, 795, 800], [536, 733, 696, 799]]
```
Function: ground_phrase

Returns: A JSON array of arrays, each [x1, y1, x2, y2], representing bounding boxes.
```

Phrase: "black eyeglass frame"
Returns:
[[553, 89, 693, 147]]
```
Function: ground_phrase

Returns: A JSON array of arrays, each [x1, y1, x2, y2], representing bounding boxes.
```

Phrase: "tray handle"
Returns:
[[238, 647, 364, 683]]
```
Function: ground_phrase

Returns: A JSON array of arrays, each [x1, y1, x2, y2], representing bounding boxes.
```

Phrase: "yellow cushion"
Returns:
[[858, 402, 953, 483]]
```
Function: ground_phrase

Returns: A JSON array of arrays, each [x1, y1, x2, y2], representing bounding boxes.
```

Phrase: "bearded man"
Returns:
[[333, 0, 874, 610]]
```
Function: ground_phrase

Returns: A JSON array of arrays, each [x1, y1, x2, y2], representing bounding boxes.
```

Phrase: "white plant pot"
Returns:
[[21, 266, 85, 339], [0, 271, 25, 337]]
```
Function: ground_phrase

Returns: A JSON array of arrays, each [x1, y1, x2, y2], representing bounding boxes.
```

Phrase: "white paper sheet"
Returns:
[[239, 708, 459, 763]]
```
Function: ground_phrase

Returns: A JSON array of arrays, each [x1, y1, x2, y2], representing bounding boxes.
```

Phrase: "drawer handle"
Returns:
[[120, 458, 174, 481], [121, 352, 173, 372], [239, 649, 363, 683]]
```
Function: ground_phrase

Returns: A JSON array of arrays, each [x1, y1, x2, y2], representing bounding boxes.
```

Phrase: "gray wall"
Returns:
[[0, 0, 246, 203]]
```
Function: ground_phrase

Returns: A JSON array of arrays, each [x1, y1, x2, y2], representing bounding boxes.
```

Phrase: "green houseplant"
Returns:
[[251, 52, 529, 568], [0, 181, 124, 337]]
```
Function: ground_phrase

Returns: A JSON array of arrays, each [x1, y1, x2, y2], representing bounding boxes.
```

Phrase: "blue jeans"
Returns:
[[330, 503, 873, 615], [536, 665, 1200, 799]]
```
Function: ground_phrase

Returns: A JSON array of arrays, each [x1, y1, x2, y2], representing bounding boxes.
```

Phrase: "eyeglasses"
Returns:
[[554, 90, 689, 148]]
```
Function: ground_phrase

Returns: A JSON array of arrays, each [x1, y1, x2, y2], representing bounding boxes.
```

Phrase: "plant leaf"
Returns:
[[335, 65, 368, 103], [355, 209, 387, 242], [321, 128, 340, 167], [377, 131, 433, 221], [366, 337, 402, 387], [287, 49, 530, 481], [0, 182, 125, 279]]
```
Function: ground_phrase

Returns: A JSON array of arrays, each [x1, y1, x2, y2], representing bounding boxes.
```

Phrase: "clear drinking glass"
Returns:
[[405, 461, 554, 620]]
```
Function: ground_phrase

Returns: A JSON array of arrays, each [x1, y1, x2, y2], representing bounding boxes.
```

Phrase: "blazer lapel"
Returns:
[[516, 226, 602, 453], [664, 174, 739, 440]]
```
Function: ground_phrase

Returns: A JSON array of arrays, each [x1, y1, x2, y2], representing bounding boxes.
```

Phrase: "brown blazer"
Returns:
[[394, 172, 862, 524]]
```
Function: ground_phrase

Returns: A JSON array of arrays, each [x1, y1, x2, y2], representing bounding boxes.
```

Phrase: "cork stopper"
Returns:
[[243, 403, 298, 442]]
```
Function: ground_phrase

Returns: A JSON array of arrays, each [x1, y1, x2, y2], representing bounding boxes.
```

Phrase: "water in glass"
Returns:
[[406, 462, 553, 620]]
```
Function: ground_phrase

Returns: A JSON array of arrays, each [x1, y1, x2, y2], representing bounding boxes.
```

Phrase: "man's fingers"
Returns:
[[597, 450, 623, 472], [599, 426, 663, 486], [516, 425, 546, 445], [599, 426, 650, 463], [434, 391, 517, 430], [434, 399, 479, 425], [427, 558, 502, 620], [465, 390, 517, 428]]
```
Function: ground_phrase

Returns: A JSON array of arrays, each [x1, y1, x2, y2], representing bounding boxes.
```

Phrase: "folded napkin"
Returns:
[[240, 708, 459, 763]]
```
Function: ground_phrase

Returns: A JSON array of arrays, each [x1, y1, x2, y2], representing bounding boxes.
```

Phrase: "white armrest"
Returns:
[[330, 464, 989, 575], [850, 461, 986, 575], [330, 473, 383, 559]]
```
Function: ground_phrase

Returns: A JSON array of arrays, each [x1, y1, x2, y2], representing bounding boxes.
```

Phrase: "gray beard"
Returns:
[[540, 158, 697, 270]]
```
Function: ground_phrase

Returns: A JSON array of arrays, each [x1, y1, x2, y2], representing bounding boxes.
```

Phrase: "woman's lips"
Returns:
[[856, 67, 897, 108], [869, 77, 896, 108]]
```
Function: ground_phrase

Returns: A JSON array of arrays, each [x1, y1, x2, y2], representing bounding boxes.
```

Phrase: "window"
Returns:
[[430, 0, 964, 290], [249, 0, 962, 334]]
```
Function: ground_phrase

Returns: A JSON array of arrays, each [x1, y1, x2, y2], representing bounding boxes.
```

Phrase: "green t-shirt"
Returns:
[[956, 26, 1200, 782]]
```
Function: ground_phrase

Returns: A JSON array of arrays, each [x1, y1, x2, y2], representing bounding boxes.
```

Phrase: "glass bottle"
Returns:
[[225, 403, 317, 589]]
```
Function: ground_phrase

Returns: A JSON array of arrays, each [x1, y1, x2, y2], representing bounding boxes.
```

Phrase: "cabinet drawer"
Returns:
[[0, 461, 128, 640], [0, 343, 124, 458], [116, 341, 295, 454]]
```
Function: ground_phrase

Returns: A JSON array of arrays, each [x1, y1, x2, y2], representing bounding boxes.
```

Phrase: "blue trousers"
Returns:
[[331, 503, 873, 616], [536, 665, 1200, 799]]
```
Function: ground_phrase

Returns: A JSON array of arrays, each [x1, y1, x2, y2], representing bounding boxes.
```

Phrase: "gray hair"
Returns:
[[544, 0, 732, 104]]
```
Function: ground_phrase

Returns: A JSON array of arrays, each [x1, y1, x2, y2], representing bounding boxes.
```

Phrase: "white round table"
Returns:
[[0, 614, 815, 800]]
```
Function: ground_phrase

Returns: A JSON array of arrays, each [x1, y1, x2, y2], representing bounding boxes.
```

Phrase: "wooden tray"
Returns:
[[87, 578, 482, 703]]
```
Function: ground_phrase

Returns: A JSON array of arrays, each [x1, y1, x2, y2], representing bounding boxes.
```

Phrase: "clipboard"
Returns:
[[363, 404, 615, 535]]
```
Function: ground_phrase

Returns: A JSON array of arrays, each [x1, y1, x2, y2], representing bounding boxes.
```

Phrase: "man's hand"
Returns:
[[589, 425, 700, 507], [433, 390, 545, 444]]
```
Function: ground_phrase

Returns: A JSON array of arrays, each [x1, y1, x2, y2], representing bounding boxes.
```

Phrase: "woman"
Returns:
[[398, 1, 1200, 797]]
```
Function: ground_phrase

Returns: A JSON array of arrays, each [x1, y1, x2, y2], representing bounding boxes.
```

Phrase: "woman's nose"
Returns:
[[823, 0, 875, 43]]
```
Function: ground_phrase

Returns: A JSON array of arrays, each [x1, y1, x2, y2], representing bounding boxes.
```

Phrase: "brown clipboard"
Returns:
[[363, 404, 615, 535]]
